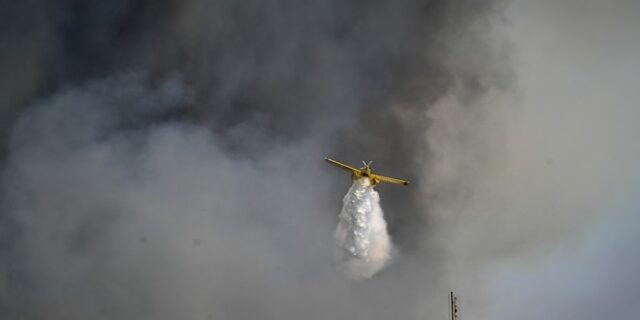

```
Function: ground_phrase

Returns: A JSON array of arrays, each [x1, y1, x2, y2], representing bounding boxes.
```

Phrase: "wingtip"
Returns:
[[404, 181, 410, 186]]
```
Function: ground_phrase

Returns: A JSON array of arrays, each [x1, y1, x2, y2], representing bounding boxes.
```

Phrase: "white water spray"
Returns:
[[334, 178, 392, 279]]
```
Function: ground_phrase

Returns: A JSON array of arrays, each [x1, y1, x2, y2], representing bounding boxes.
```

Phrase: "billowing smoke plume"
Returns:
[[2, 0, 638, 319], [334, 179, 391, 279]]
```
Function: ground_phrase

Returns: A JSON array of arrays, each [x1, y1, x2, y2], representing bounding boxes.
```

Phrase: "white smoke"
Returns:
[[334, 178, 392, 279]]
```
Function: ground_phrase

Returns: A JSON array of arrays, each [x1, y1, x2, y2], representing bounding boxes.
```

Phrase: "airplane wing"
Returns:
[[324, 158, 360, 173], [371, 174, 410, 186]]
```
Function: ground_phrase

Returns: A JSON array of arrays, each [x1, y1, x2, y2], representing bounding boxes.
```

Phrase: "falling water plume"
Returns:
[[334, 178, 392, 279]]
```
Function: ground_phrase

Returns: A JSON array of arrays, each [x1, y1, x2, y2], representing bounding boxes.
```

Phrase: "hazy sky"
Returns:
[[482, 1, 640, 319]]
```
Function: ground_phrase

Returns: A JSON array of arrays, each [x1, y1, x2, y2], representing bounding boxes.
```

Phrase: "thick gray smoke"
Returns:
[[2, 0, 637, 319], [334, 179, 391, 279], [0, 0, 509, 315]]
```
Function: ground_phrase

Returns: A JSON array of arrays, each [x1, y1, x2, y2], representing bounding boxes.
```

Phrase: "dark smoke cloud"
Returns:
[[2, 0, 599, 319]]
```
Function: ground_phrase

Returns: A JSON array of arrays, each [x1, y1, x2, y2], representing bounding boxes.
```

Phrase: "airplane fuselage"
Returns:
[[325, 157, 409, 187], [351, 172, 380, 185]]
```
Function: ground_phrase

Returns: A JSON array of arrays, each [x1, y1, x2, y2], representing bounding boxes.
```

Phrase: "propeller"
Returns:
[[360, 160, 373, 169]]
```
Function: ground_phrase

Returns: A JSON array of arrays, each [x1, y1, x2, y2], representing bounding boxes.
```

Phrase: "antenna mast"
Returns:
[[449, 292, 459, 320]]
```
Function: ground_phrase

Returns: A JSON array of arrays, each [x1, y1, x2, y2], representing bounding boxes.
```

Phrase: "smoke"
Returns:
[[478, 1, 640, 319], [4, 0, 638, 320], [0, 74, 340, 319], [334, 179, 391, 279]]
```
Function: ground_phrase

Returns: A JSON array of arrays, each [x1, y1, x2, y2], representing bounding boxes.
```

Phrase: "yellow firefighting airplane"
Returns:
[[324, 157, 409, 186]]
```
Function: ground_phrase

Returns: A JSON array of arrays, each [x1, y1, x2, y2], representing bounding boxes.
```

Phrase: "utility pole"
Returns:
[[449, 292, 459, 320]]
